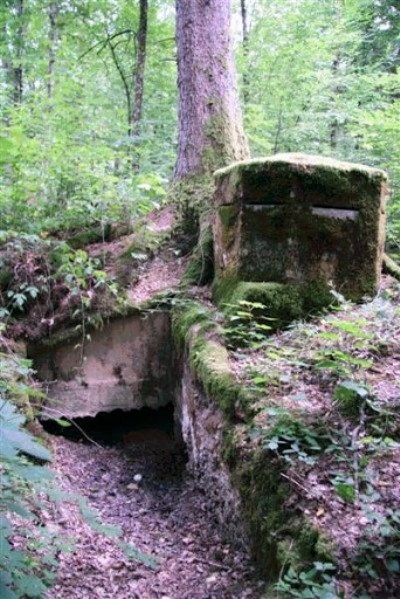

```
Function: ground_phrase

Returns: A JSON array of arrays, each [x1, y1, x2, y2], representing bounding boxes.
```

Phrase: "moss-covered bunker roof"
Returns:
[[214, 152, 387, 181]]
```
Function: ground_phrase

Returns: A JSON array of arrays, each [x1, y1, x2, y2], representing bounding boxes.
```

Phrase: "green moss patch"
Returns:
[[212, 278, 334, 333], [214, 153, 386, 210]]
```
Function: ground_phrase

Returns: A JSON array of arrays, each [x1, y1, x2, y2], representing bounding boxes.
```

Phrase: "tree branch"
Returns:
[[79, 29, 135, 61]]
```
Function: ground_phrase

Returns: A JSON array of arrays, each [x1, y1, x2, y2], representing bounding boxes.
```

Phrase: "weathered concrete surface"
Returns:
[[174, 361, 246, 546], [213, 153, 388, 301], [32, 312, 173, 418]]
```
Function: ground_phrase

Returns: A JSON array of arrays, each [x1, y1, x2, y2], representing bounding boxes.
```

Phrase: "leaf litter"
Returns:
[[43, 434, 263, 599]]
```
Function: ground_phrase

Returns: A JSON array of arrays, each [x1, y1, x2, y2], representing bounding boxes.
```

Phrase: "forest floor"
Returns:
[[229, 276, 400, 596], [2, 213, 400, 597], [43, 434, 263, 599]]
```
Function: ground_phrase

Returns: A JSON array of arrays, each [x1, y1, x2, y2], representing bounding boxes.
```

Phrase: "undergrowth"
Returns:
[[0, 235, 126, 341], [230, 283, 400, 597]]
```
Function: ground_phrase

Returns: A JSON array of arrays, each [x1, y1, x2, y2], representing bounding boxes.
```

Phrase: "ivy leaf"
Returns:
[[0, 579, 17, 599], [15, 573, 48, 597], [1, 428, 52, 462]]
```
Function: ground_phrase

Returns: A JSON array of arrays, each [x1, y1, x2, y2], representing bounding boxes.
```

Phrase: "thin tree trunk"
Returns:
[[240, 0, 250, 105], [108, 38, 132, 137], [131, 0, 148, 171], [330, 55, 340, 150], [1, 24, 11, 117], [330, 0, 343, 151], [13, 0, 24, 105], [174, 0, 249, 180], [47, 1, 58, 99]]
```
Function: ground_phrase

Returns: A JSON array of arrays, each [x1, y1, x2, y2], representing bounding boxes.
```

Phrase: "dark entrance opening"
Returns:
[[40, 404, 177, 447]]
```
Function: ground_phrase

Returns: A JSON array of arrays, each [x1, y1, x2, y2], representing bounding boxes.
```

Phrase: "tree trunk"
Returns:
[[330, 0, 343, 151], [47, 1, 58, 99], [130, 0, 148, 171], [240, 0, 250, 106], [174, 0, 249, 180], [13, 0, 24, 105]]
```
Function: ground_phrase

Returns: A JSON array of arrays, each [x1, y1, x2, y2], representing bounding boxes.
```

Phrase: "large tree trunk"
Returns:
[[174, 0, 249, 180]]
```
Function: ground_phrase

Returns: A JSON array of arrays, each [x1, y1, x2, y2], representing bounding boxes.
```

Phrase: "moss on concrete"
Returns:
[[172, 300, 250, 420], [212, 278, 333, 331], [171, 297, 336, 586], [232, 447, 335, 581], [171, 301, 215, 348], [217, 205, 239, 249], [189, 337, 240, 419], [214, 153, 386, 193], [213, 152, 388, 302]]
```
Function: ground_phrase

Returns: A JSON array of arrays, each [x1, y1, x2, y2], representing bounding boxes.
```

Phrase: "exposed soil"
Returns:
[[44, 434, 263, 599], [127, 251, 188, 304]]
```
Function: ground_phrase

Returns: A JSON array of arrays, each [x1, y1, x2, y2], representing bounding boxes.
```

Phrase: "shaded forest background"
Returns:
[[1, 0, 399, 246]]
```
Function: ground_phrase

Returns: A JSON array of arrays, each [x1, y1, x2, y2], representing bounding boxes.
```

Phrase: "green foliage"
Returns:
[[233, 284, 400, 594], [274, 562, 338, 598], [235, 0, 400, 245], [0, 1, 175, 236], [264, 416, 326, 467], [223, 299, 274, 349], [0, 347, 58, 598], [313, 318, 375, 379]]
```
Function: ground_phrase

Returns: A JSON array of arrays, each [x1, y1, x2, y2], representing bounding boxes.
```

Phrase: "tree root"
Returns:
[[383, 253, 400, 281]]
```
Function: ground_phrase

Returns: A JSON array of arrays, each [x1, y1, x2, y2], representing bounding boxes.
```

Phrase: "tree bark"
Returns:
[[174, 0, 249, 180], [47, 1, 58, 99], [130, 0, 148, 171], [13, 0, 24, 105], [240, 0, 250, 106]]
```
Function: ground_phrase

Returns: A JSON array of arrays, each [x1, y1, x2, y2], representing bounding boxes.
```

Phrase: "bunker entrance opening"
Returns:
[[40, 404, 178, 448]]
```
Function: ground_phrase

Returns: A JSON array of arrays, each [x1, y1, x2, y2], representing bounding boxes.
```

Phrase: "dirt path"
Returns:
[[45, 436, 263, 599]]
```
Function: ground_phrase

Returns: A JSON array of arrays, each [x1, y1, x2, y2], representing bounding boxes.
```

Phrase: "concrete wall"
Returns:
[[31, 311, 173, 419], [173, 360, 247, 546]]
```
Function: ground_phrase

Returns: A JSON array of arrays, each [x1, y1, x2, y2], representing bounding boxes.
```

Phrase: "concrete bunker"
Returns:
[[26, 152, 390, 585], [213, 153, 388, 302]]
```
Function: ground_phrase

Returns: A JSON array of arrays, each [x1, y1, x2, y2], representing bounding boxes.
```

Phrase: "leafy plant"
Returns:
[[223, 300, 274, 349], [0, 368, 58, 598], [264, 415, 327, 466], [274, 562, 339, 598]]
